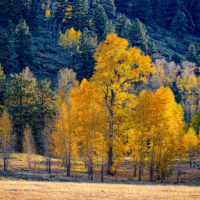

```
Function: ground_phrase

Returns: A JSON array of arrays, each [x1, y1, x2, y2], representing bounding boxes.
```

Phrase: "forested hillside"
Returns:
[[1, 0, 200, 81], [0, 0, 200, 184]]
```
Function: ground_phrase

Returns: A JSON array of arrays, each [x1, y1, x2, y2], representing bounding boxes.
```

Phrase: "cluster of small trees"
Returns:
[[0, 34, 199, 183]]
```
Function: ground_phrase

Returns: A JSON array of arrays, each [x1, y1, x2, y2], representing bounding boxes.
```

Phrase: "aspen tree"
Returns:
[[91, 33, 155, 174], [0, 110, 12, 171]]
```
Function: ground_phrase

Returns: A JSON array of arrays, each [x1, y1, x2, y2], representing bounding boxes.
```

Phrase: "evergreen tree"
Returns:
[[78, 28, 98, 79], [28, 0, 40, 34], [131, 0, 152, 25], [171, 10, 188, 40], [114, 0, 132, 16], [103, 20, 115, 39], [187, 43, 197, 63], [191, 111, 200, 135], [101, 0, 116, 18], [53, 0, 70, 29], [31, 79, 56, 154], [71, 0, 89, 31], [91, 4, 108, 38], [6, 67, 37, 152], [0, 65, 6, 112], [14, 20, 33, 72], [0, 32, 15, 74], [131, 18, 149, 53], [115, 13, 132, 42]]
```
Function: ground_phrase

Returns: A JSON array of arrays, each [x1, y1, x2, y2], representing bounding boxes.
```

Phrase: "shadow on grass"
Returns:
[[0, 170, 199, 187]]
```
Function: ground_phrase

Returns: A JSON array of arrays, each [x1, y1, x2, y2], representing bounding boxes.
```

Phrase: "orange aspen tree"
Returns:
[[71, 79, 105, 180], [91, 33, 155, 174]]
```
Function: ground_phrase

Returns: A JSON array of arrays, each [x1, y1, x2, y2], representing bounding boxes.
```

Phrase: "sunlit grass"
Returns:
[[0, 180, 200, 200]]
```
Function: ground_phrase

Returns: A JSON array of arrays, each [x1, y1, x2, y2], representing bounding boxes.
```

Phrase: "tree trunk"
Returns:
[[28, 153, 31, 169], [107, 145, 114, 175], [88, 159, 93, 180], [160, 171, 165, 183], [150, 145, 155, 181], [177, 159, 181, 184], [107, 121, 114, 175], [67, 161, 70, 177], [67, 100, 71, 177], [139, 165, 142, 181], [101, 134, 105, 182], [3, 154, 7, 171], [47, 157, 51, 174], [139, 151, 142, 181], [190, 156, 192, 168], [101, 165, 104, 182], [133, 163, 137, 178]]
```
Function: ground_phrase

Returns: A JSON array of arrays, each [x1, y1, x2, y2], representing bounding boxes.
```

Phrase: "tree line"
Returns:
[[0, 34, 200, 183]]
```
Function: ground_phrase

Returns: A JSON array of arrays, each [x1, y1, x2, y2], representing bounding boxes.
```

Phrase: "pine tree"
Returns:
[[101, 0, 116, 18], [103, 19, 115, 39], [28, 0, 39, 34], [78, 28, 98, 79], [14, 20, 33, 72], [71, 0, 89, 31], [191, 112, 200, 135], [187, 43, 197, 63], [0, 32, 15, 74], [6, 67, 37, 152], [53, 0, 70, 29], [91, 4, 108, 38], [131, 18, 149, 53], [0, 65, 6, 112], [115, 14, 132, 42], [31, 79, 56, 154], [171, 10, 188, 40], [131, 0, 152, 25]]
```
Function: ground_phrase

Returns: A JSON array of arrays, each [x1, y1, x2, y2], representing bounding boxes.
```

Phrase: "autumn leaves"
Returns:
[[0, 34, 199, 182]]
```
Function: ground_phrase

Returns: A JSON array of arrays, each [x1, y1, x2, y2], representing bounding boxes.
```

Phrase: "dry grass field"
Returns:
[[0, 154, 200, 199], [0, 180, 200, 200]]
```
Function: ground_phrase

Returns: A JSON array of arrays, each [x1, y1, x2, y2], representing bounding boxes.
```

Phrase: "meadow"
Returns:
[[0, 153, 200, 200], [0, 180, 200, 200]]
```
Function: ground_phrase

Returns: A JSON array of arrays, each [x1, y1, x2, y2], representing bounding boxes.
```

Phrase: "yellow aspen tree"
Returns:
[[130, 90, 153, 181], [128, 130, 140, 178], [23, 124, 35, 169], [0, 110, 12, 171], [52, 99, 73, 176], [52, 68, 76, 177], [149, 87, 184, 182], [71, 79, 105, 180], [176, 71, 198, 123], [58, 27, 81, 56], [157, 104, 185, 183], [184, 128, 199, 168], [91, 33, 155, 175]]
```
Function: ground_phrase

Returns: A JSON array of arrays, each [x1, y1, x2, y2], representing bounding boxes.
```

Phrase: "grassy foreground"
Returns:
[[0, 180, 200, 200]]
